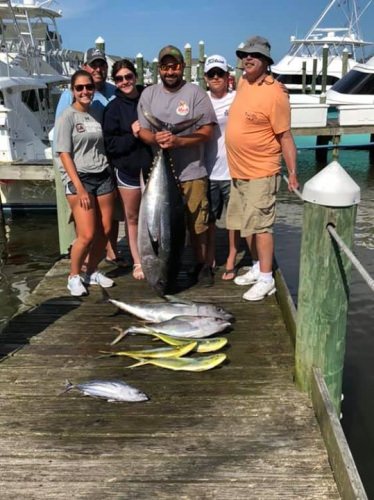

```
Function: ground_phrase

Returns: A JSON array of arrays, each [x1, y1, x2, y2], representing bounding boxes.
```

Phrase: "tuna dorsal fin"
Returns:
[[141, 106, 203, 134], [164, 295, 193, 305]]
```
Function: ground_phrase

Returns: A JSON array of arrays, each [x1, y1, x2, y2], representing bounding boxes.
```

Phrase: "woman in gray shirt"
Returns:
[[55, 70, 116, 296]]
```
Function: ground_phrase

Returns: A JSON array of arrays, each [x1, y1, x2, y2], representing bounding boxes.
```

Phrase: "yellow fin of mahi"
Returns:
[[100, 341, 197, 359], [126, 353, 227, 371]]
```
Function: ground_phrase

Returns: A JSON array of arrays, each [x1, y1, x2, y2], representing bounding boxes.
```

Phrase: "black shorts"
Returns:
[[66, 169, 115, 196]]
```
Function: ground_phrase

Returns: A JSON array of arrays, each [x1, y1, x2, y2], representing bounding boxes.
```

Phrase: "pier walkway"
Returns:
[[0, 237, 340, 498]]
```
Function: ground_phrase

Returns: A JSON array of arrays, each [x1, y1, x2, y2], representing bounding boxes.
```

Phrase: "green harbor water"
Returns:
[[0, 148, 373, 496]]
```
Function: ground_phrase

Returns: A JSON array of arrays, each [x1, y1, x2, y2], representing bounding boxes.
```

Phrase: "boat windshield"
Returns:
[[331, 69, 374, 95]]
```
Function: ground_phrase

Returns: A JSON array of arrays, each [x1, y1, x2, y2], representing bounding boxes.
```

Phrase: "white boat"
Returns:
[[272, 0, 373, 94], [0, 0, 83, 210]]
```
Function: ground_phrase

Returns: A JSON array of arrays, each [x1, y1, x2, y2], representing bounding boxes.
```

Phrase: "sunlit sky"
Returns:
[[55, 0, 374, 65]]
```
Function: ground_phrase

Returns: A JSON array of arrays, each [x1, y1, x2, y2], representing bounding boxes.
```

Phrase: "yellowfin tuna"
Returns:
[[100, 341, 197, 360], [126, 353, 227, 372]]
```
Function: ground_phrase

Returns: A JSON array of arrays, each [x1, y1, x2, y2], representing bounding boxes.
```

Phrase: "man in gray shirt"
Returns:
[[138, 45, 217, 286]]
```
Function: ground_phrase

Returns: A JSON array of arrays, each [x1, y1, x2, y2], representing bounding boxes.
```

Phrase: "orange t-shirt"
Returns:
[[225, 75, 291, 179]]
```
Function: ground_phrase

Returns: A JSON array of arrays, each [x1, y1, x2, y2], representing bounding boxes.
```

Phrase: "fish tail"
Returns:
[[96, 351, 114, 359], [110, 326, 128, 345], [61, 379, 74, 395], [100, 287, 111, 303], [125, 358, 149, 369]]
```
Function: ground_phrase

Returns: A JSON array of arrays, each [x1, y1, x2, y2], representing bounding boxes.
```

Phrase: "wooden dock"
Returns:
[[0, 238, 352, 498]]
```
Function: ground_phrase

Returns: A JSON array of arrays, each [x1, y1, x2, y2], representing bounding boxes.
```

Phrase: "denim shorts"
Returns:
[[66, 169, 115, 196], [208, 179, 231, 222]]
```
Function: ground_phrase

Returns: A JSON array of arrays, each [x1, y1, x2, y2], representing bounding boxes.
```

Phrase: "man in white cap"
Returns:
[[203, 54, 239, 281], [226, 36, 299, 301]]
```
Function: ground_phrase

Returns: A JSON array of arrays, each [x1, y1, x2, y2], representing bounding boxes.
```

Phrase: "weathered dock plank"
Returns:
[[0, 248, 341, 499]]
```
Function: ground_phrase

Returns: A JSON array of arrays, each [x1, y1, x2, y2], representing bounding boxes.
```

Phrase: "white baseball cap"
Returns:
[[204, 54, 228, 73]]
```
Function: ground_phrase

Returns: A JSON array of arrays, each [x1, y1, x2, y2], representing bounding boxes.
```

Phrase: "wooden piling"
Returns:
[[198, 41, 206, 89], [321, 44, 329, 94], [311, 58, 317, 94], [295, 164, 359, 413], [136, 53, 144, 86], [341, 48, 349, 77], [316, 136, 329, 164], [184, 43, 192, 83], [152, 58, 158, 85], [53, 159, 75, 256], [95, 36, 105, 53], [302, 60, 307, 94], [0, 189, 6, 262]]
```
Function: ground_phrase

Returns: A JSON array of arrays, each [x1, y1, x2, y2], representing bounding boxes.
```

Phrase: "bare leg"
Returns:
[[206, 222, 216, 268], [85, 191, 115, 274], [222, 229, 240, 280], [118, 187, 144, 279], [255, 232, 273, 273], [67, 194, 96, 276]]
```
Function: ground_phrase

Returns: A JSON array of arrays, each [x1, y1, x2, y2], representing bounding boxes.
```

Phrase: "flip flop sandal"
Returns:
[[221, 268, 237, 281]]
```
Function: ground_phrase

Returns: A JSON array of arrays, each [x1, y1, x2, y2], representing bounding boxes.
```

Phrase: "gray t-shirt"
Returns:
[[55, 106, 109, 185], [138, 82, 217, 182]]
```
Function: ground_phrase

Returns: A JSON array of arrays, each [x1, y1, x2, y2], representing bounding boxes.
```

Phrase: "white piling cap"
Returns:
[[302, 161, 360, 206], [95, 36, 105, 44], [184, 43, 191, 49], [136, 53, 143, 58]]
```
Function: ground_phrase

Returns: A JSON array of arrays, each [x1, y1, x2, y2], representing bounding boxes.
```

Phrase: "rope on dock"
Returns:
[[282, 174, 303, 200], [326, 224, 374, 293]]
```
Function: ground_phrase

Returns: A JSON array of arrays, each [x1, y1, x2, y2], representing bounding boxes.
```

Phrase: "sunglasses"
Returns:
[[114, 73, 135, 83], [237, 52, 265, 60], [159, 63, 182, 71], [206, 68, 226, 79], [74, 83, 95, 92]]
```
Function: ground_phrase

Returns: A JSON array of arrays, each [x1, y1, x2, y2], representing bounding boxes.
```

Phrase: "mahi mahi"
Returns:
[[138, 108, 203, 295], [100, 341, 197, 359], [126, 353, 227, 372]]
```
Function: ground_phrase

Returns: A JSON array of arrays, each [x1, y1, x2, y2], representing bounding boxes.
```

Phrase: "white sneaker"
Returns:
[[242, 279, 276, 301], [234, 266, 260, 286], [67, 275, 87, 296], [83, 271, 114, 288]]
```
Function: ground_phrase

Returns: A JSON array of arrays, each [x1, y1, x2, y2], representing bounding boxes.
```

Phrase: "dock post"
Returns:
[[321, 44, 329, 94], [302, 60, 307, 93], [136, 53, 144, 86], [311, 58, 317, 93], [95, 36, 105, 53], [184, 43, 192, 82], [370, 134, 374, 166], [316, 135, 329, 164], [295, 161, 360, 413], [53, 158, 75, 255], [198, 41, 206, 89], [332, 135, 341, 161], [0, 189, 6, 262], [152, 58, 158, 85]]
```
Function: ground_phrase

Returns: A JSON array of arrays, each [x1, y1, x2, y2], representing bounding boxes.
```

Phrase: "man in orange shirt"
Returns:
[[225, 36, 299, 301]]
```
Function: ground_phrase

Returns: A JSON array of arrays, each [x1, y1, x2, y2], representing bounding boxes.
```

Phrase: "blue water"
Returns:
[[0, 148, 373, 495]]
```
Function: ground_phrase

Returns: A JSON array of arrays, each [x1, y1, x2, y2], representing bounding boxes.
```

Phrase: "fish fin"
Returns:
[[125, 358, 149, 369], [96, 351, 115, 359], [61, 379, 74, 395], [164, 295, 193, 305], [140, 106, 171, 131], [110, 326, 128, 345], [170, 115, 203, 134]]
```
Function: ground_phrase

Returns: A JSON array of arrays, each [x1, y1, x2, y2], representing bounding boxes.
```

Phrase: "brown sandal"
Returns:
[[132, 263, 145, 280]]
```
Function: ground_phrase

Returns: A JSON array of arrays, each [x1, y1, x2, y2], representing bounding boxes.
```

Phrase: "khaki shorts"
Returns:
[[226, 175, 281, 237], [180, 177, 209, 235]]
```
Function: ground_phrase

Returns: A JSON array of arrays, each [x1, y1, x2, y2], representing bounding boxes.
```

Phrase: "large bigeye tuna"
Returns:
[[138, 109, 203, 296]]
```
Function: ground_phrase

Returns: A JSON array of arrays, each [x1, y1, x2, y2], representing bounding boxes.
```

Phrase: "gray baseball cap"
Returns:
[[236, 36, 274, 65]]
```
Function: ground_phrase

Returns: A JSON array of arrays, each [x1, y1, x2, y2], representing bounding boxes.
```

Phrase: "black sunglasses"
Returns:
[[159, 63, 182, 71], [114, 73, 135, 83], [206, 68, 226, 79], [74, 83, 95, 92], [237, 51, 265, 60]]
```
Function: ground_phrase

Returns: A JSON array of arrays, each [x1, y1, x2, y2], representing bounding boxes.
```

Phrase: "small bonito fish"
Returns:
[[103, 290, 233, 323], [111, 327, 228, 353], [127, 353, 227, 372], [111, 316, 231, 345], [100, 341, 197, 359], [64, 379, 148, 402]]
